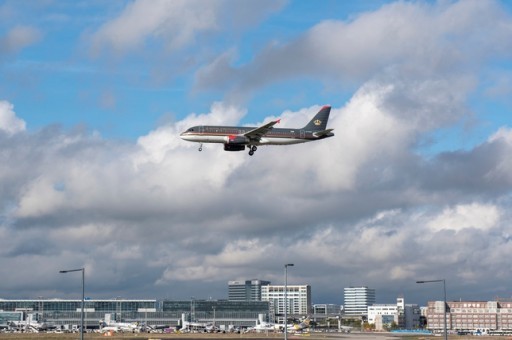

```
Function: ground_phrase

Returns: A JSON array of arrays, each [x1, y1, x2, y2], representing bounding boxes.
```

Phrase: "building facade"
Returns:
[[261, 285, 311, 323], [343, 287, 375, 317], [0, 298, 269, 329], [313, 304, 341, 316], [425, 300, 512, 333], [367, 297, 420, 330], [0, 299, 156, 328], [368, 304, 397, 329], [228, 280, 270, 301], [162, 300, 270, 327]]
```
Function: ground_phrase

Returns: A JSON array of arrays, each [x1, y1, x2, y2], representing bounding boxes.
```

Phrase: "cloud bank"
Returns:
[[1, 0, 512, 305]]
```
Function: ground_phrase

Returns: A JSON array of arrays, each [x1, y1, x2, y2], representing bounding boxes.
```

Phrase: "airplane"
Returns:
[[247, 320, 280, 332], [246, 314, 281, 333], [180, 105, 334, 156], [100, 314, 139, 333], [8, 314, 48, 333], [289, 316, 311, 332]]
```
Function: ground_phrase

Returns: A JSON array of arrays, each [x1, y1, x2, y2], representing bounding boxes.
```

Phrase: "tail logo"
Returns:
[[314, 119, 322, 126]]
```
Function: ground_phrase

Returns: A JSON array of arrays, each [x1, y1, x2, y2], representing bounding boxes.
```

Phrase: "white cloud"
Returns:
[[88, 0, 285, 57], [90, 0, 220, 55], [428, 203, 501, 232], [0, 100, 26, 135]]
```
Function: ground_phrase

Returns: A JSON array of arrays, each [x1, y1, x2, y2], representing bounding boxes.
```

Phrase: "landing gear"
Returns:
[[248, 145, 257, 156], [198, 144, 203, 152]]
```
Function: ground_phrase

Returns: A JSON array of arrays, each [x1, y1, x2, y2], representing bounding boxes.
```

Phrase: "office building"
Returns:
[[425, 299, 512, 334], [261, 285, 311, 323], [343, 286, 375, 317], [313, 304, 341, 316], [228, 280, 270, 301]]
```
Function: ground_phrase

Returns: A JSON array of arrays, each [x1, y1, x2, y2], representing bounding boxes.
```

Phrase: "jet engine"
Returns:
[[224, 144, 245, 151], [224, 135, 248, 144]]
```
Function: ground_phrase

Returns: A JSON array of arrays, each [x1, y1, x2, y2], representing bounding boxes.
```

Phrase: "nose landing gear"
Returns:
[[198, 144, 203, 152]]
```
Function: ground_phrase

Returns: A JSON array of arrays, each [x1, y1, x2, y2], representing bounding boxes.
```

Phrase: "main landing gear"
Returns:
[[248, 145, 257, 156], [198, 144, 203, 152]]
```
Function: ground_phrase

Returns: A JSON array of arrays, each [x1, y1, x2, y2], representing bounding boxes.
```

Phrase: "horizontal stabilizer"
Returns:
[[313, 128, 334, 137]]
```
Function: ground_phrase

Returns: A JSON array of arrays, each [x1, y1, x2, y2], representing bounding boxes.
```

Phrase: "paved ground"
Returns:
[[0, 332, 492, 340], [0, 332, 402, 340], [0, 332, 500, 340]]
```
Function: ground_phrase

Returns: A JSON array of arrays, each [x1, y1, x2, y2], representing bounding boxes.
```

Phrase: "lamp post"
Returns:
[[60, 268, 85, 340], [284, 264, 294, 340], [37, 296, 44, 323], [213, 306, 216, 327], [416, 279, 447, 340]]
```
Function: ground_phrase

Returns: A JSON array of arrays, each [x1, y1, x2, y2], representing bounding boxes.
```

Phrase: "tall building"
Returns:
[[343, 286, 376, 317], [261, 285, 311, 323], [228, 280, 270, 301]]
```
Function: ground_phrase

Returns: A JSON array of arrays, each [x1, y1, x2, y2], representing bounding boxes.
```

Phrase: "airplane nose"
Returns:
[[180, 132, 192, 141]]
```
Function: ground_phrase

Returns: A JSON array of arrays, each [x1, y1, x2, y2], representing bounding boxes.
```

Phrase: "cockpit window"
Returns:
[[187, 128, 194, 132]]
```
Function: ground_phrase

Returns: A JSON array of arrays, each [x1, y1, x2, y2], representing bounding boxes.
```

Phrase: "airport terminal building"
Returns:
[[0, 298, 270, 329]]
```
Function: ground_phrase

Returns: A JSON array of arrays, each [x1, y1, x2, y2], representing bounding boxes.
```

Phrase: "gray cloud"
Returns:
[[0, 25, 41, 55], [2, 73, 512, 303], [194, 1, 512, 103]]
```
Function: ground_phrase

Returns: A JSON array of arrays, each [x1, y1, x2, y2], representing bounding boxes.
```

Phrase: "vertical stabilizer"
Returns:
[[302, 106, 331, 131]]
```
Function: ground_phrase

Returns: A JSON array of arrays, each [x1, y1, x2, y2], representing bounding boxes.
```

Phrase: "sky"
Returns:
[[1, 0, 512, 307]]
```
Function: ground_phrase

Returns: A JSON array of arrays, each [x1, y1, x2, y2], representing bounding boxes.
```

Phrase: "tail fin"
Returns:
[[302, 105, 331, 131]]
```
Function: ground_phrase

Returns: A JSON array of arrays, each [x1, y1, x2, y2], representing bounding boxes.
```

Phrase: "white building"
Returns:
[[368, 304, 398, 329], [261, 285, 311, 323], [367, 297, 420, 330], [343, 287, 375, 317]]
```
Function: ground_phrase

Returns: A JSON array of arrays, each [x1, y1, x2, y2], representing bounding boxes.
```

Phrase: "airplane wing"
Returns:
[[244, 119, 280, 141]]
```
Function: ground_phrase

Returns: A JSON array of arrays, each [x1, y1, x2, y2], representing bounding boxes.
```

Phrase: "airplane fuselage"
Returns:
[[180, 105, 334, 155], [180, 126, 330, 145]]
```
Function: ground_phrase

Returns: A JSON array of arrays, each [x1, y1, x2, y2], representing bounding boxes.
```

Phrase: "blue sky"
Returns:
[[3, 0, 510, 147], [2, 0, 512, 306], [3, 0, 397, 139]]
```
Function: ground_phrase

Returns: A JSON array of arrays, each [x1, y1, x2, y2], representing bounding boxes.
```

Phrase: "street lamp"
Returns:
[[60, 268, 85, 340], [416, 279, 447, 340], [284, 264, 294, 340]]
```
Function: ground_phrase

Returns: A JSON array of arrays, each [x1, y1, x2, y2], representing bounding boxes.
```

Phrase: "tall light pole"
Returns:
[[284, 264, 294, 340], [60, 268, 85, 340], [212, 306, 216, 327], [416, 279, 447, 340], [37, 296, 44, 323]]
